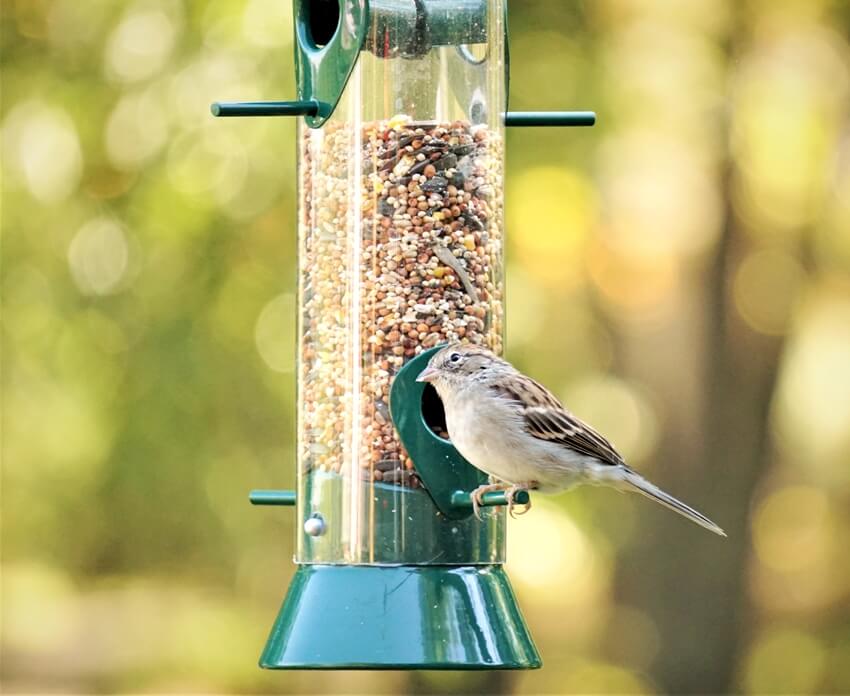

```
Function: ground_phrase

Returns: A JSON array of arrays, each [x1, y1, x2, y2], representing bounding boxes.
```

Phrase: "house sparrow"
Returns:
[[416, 344, 725, 536]]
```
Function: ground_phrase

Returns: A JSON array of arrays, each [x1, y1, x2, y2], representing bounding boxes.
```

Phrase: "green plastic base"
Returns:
[[260, 564, 541, 670]]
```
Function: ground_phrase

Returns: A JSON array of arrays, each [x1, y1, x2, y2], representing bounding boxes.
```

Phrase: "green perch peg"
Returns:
[[249, 489, 297, 506], [210, 100, 322, 118], [504, 111, 596, 127], [450, 489, 530, 511]]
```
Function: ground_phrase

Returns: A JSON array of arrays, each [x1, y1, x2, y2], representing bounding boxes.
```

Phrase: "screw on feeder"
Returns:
[[303, 514, 326, 537]]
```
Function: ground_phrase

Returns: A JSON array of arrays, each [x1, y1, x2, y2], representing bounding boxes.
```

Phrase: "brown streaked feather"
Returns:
[[490, 377, 625, 467], [491, 375, 562, 410]]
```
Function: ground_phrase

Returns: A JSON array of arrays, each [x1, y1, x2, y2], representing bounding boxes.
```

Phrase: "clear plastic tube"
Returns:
[[297, 0, 505, 564]]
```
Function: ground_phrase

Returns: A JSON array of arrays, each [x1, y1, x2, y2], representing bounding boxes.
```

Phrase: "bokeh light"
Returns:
[[254, 293, 296, 373], [562, 373, 659, 464], [508, 501, 602, 607], [586, 242, 680, 321], [731, 21, 848, 237], [104, 3, 182, 84], [2, 101, 83, 203], [733, 247, 806, 336], [772, 292, 850, 469], [508, 165, 596, 289], [753, 485, 832, 574], [748, 484, 845, 615], [3, 563, 79, 654], [597, 130, 722, 260], [603, 604, 661, 673], [742, 626, 826, 694], [105, 87, 171, 171], [68, 218, 130, 296]]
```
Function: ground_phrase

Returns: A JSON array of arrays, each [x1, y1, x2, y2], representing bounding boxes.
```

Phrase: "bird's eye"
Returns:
[[448, 352, 462, 363]]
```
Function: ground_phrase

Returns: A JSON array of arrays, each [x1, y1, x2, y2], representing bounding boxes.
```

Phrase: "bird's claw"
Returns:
[[471, 490, 483, 521], [505, 484, 532, 519], [470, 482, 508, 520], [469, 483, 533, 519]]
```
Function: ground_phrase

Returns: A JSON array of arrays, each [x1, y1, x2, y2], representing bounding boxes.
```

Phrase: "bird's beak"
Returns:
[[416, 365, 438, 383]]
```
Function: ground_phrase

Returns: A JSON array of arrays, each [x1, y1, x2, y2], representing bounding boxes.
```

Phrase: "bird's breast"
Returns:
[[442, 391, 547, 485]]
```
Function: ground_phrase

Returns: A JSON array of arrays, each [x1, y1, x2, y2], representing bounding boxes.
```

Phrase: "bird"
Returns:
[[416, 344, 726, 536]]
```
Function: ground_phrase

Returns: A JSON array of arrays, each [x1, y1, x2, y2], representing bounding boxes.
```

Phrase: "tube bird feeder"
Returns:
[[212, 0, 594, 670]]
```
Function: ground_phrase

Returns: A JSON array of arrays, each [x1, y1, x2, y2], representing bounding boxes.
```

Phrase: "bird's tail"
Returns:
[[620, 468, 726, 537]]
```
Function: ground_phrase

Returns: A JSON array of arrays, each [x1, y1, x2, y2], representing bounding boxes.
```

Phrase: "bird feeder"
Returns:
[[212, 0, 593, 670]]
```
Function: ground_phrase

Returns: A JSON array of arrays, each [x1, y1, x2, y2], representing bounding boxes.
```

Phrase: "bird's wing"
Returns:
[[490, 376, 625, 466]]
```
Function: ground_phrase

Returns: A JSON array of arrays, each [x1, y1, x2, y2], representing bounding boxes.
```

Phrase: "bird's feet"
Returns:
[[470, 482, 509, 520], [505, 483, 534, 518]]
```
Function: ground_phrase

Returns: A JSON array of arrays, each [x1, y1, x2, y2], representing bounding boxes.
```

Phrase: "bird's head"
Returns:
[[416, 343, 505, 391]]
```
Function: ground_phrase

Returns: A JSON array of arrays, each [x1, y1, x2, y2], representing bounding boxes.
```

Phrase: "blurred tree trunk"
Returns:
[[610, 162, 784, 693]]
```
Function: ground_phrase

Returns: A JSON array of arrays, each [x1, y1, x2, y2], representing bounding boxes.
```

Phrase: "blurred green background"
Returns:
[[3, 0, 850, 693]]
